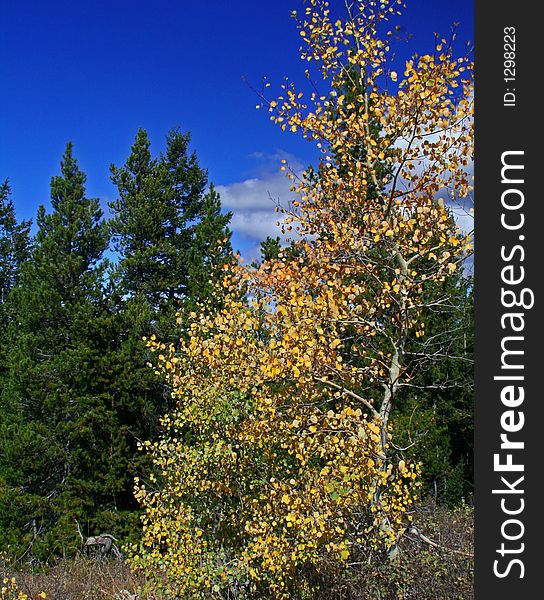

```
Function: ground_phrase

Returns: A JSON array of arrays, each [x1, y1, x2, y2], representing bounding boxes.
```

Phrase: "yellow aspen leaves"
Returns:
[[129, 0, 472, 597]]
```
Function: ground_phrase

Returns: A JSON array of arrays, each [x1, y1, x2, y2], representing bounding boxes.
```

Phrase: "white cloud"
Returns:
[[449, 194, 474, 235], [217, 149, 473, 263], [228, 209, 282, 242], [216, 152, 304, 245]]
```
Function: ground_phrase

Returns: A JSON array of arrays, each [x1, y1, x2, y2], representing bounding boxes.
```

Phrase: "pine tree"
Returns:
[[185, 182, 232, 309], [0, 181, 33, 554], [0, 144, 129, 558], [109, 128, 231, 321], [0, 180, 31, 388], [0, 180, 31, 313], [107, 128, 232, 443]]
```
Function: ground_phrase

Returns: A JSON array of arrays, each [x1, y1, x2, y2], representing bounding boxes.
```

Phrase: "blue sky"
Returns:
[[1, 0, 472, 259]]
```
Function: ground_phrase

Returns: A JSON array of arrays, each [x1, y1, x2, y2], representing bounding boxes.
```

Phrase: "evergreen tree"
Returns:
[[0, 181, 33, 555], [109, 128, 232, 323], [0, 144, 129, 558], [185, 182, 232, 308], [0, 180, 31, 313], [257, 235, 302, 264], [0, 180, 31, 389], [107, 128, 232, 443]]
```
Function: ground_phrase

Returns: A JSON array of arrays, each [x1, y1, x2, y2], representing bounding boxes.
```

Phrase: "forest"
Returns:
[[1, 1, 473, 598]]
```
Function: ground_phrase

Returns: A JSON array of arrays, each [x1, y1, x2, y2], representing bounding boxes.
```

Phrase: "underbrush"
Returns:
[[1, 556, 143, 600], [314, 502, 474, 600], [2, 502, 473, 600]]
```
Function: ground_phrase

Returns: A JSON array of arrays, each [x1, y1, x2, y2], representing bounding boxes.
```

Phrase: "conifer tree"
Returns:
[[0, 180, 31, 390], [0, 144, 127, 558], [0, 181, 33, 554], [109, 128, 231, 322], [0, 180, 31, 314], [107, 128, 232, 439]]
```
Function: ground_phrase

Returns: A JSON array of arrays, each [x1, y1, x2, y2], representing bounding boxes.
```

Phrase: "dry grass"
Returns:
[[314, 501, 474, 600], [2, 556, 145, 600], [2, 502, 473, 600]]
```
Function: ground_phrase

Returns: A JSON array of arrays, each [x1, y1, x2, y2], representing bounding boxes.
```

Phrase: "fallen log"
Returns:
[[83, 533, 124, 559]]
